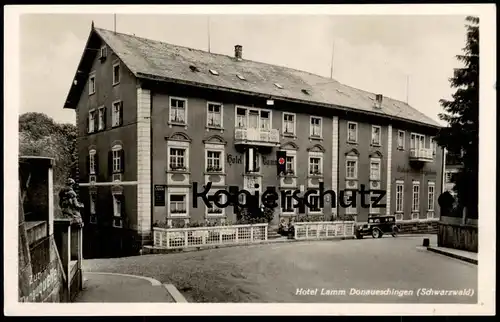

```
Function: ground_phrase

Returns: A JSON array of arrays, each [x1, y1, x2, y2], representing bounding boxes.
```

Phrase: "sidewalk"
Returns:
[[427, 245, 478, 265], [74, 272, 187, 302]]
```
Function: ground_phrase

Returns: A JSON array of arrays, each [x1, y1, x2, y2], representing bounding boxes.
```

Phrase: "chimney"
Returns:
[[235, 45, 242, 60], [375, 94, 383, 108]]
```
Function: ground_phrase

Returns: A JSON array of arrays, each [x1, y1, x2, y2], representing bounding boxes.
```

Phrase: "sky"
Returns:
[[19, 13, 470, 126]]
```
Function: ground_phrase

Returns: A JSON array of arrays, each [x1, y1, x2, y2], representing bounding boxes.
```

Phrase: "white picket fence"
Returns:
[[153, 223, 268, 250], [294, 221, 356, 240]]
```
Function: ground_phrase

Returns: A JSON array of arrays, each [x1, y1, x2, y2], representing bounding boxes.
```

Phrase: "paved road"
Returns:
[[83, 235, 477, 303]]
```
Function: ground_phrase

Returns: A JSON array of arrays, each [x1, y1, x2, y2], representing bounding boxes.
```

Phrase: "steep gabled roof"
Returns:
[[64, 26, 441, 128]]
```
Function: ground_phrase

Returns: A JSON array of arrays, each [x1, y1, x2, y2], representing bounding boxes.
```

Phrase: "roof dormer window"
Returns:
[[209, 69, 219, 76], [274, 83, 283, 89]]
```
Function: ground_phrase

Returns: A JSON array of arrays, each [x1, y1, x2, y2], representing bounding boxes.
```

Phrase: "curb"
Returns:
[[426, 247, 478, 265], [163, 284, 188, 303], [84, 271, 162, 285]]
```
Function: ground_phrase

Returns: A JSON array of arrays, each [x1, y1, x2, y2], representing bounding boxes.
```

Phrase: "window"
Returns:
[[308, 194, 321, 213], [428, 182, 435, 211], [347, 122, 357, 143], [170, 194, 186, 215], [344, 190, 356, 215], [396, 182, 404, 213], [170, 148, 186, 171], [397, 131, 405, 149], [112, 62, 120, 85], [309, 157, 322, 175], [430, 137, 437, 155], [89, 150, 96, 175], [170, 98, 187, 124], [207, 103, 222, 128], [371, 126, 381, 146], [112, 101, 122, 127], [283, 113, 296, 135], [206, 151, 222, 172], [285, 156, 295, 175], [245, 149, 260, 173], [310, 117, 322, 138], [207, 194, 224, 215], [412, 182, 420, 212], [88, 110, 96, 133], [445, 172, 455, 183], [98, 107, 106, 131], [370, 161, 381, 181], [112, 146, 122, 173], [100, 46, 107, 59], [89, 74, 95, 95], [113, 195, 121, 217], [346, 158, 358, 179], [236, 107, 272, 130], [410, 133, 425, 150], [282, 193, 295, 213], [90, 193, 96, 215]]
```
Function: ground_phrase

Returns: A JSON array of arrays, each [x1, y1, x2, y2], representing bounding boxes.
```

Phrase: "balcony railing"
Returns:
[[409, 148, 434, 162], [234, 128, 280, 146]]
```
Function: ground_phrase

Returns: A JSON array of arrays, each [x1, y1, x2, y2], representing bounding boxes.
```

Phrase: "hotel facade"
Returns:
[[64, 25, 444, 258]]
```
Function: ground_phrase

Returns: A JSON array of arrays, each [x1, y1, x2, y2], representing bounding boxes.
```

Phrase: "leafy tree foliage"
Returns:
[[19, 112, 77, 194], [434, 16, 479, 219]]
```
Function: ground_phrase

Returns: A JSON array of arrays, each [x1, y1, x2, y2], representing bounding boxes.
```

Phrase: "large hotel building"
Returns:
[[64, 25, 445, 258]]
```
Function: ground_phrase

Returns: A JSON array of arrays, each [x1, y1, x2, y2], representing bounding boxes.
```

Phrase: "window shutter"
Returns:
[[94, 153, 99, 176], [119, 102, 123, 126], [103, 107, 107, 130], [120, 149, 125, 173], [86, 155, 90, 175], [108, 151, 113, 176]]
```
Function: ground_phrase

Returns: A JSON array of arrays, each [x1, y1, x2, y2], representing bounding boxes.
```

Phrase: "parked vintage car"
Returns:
[[355, 215, 400, 239]]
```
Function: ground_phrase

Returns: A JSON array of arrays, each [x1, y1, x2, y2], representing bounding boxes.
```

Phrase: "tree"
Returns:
[[434, 16, 479, 219], [19, 112, 77, 198]]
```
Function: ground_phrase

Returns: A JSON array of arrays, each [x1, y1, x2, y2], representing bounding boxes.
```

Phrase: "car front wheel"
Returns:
[[372, 229, 382, 239]]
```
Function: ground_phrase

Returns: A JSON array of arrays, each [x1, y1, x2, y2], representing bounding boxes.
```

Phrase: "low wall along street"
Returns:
[[437, 222, 478, 253]]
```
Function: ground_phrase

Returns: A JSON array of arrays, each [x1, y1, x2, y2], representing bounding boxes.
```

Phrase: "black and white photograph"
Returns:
[[4, 4, 496, 316]]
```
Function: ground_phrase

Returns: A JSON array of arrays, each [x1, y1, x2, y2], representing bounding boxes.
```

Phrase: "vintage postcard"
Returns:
[[4, 4, 496, 316]]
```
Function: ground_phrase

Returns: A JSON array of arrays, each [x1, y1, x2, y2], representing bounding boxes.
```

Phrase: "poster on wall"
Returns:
[[154, 185, 166, 207]]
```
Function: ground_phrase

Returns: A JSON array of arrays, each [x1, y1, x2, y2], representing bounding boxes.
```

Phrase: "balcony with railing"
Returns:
[[409, 148, 434, 162], [234, 128, 280, 147]]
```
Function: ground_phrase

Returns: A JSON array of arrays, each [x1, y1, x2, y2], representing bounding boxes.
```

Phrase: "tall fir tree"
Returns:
[[435, 16, 479, 219]]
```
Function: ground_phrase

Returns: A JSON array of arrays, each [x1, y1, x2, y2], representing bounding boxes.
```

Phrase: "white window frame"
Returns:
[[369, 158, 381, 181], [397, 130, 405, 149], [347, 121, 358, 143], [427, 182, 435, 212], [167, 140, 190, 172], [346, 156, 358, 180], [244, 149, 261, 173], [344, 190, 357, 215], [309, 116, 322, 138], [281, 191, 297, 214], [307, 193, 322, 214], [169, 97, 188, 125], [395, 181, 404, 213], [371, 125, 382, 146], [410, 133, 425, 150], [206, 102, 223, 128], [285, 154, 296, 175], [205, 189, 226, 217], [282, 112, 296, 136], [168, 187, 189, 217], [234, 106, 273, 130], [412, 181, 420, 213], [112, 61, 120, 85], [97, 106, 105, 131], [88, 109, 96, 133], [112, 145, 122, 173], [205, 149, 223, 173], [308, 152, 323, 176], [89, 72, 96, 95], [112, 100, 122, 127], [89, 149, 96, 175], [112, 193, 123, 228], [169, 148, 187, 171], [100, 45, 107, 59]]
